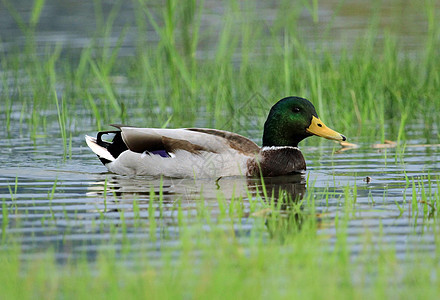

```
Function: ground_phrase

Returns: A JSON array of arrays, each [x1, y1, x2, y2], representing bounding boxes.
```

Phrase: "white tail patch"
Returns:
[[85, 135, 115, 162]]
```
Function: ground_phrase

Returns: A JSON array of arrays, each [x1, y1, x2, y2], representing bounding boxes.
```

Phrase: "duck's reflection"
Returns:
[[87, 173, 305, 204], [247, 174, 306, 203], [247, 175, 308, 238], [87, 173, 308, 235]]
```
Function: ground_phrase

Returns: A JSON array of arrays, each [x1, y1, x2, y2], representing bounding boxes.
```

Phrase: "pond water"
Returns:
[[1, 0, 439, 267], [1, 123, 439, 262]]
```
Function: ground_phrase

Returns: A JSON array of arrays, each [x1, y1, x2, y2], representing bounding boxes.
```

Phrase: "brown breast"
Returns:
[[246, 147, 306, 177]]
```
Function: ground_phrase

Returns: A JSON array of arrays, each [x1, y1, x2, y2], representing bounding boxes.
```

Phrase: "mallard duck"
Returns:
[[85, 96, 346, 177]]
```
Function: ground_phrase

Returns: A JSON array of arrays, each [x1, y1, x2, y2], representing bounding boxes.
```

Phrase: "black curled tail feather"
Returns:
[[97, 131, 128, 161]]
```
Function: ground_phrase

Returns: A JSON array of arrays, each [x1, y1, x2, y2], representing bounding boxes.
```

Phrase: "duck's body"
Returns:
[[86, 97, 346, 178]]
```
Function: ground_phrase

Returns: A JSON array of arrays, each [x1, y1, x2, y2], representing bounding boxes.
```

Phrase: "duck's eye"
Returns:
[[293, 107, 300, 113]]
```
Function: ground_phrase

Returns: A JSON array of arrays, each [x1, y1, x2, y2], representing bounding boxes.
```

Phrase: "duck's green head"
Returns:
[[263, 96, 346, 147]]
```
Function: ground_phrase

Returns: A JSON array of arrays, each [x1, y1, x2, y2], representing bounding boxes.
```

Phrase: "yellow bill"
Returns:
[[306, 116, 346, 141]]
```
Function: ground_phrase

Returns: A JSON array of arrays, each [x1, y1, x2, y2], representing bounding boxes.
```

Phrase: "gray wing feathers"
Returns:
[[118, 127, 260, 155]]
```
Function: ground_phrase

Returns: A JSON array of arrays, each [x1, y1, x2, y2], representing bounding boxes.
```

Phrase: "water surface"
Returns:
[[1, 124, 439, 262], [0, 0, 439, 267]]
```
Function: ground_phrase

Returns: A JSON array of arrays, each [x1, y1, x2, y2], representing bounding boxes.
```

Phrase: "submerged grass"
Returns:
[[1, 177, 440, 299]]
